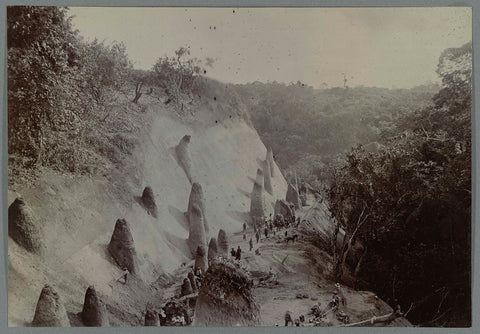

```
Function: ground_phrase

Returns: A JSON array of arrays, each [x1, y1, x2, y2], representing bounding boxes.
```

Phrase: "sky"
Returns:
[[69, 7, 471, 89]]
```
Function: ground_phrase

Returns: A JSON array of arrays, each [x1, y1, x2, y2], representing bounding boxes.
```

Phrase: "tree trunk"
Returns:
[[338, 235, 352, 280], [133, 82, 143, 103], [335, 231, 350, 280]]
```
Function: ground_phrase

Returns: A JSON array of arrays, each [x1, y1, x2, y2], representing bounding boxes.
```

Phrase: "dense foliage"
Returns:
[[8, 6, 140, 179], [234, 81, 439, 187], [152, 46, 204, 111], [326, 42, 472, 327]]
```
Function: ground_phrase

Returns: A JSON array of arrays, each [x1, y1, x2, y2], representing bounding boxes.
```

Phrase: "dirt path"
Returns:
[[121, 202, 400, 327], [223, 204, 398, 327]]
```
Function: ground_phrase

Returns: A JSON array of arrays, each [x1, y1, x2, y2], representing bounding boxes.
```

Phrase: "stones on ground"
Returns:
[[266, 146, 275, 177], [217, 229, 228, 255], [262, 159, 273, 195], [141, 186, 158, 218], [181, 278, 193, 297], [187, 183, 209, 237], [188, 271, 198, 292], [107, 218, 138, 274], [8, 197, 43, 253], [286, 183, 301, 210], [250, 168, 265, 222], [193, 262, 260, 326], [144, 308, 160, 326], [81, 286, 109, 327], [31, 284, 70, 327], [194, 245, 208, 273], [176, 135, 195, 184], [187, 203, 207, 257], [207, 237, 218, 265], [274, 199, 295, 221]]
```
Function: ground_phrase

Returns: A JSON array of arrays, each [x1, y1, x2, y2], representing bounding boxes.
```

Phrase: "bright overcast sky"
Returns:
[[69, 7, 471, 89]]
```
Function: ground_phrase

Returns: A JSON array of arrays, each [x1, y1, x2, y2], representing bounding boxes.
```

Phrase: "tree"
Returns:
[[80, 39, 133, 103], [152, 46, 203, 111], [8, 6, 85, 165]]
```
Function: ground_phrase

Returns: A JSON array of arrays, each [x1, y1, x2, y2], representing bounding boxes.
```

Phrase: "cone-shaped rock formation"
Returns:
[[81, 286, 109, 327], [274, 199, 295, 221], [250, 168, 265, 222], [187, 204, 207, 256], [188, 271, 198, 292], [187, 183, 209, 237], [176, 135, 194, 184], [141, 186, 158, 218], [193, 262, 260, 326], [194, 245, 208, 274], [8, 197, 43, 253], [144, 309, 160, 326], [286, 183, 301, 210], [217, 229, 228, 255], [262, 160, 273, 195], [207, 237, 218, 265], [32, 285, 70, 327], [181, 278, 193, 297], [107, 219, 138, 274], [266, 147, 275, 177]]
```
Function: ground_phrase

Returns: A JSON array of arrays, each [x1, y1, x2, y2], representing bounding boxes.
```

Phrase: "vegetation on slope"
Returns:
[[234, 80, 439, 187], [325, 42, 472, 327]]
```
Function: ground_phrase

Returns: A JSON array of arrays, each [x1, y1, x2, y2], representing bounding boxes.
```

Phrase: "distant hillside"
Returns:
[[234, 82, 439, 186]]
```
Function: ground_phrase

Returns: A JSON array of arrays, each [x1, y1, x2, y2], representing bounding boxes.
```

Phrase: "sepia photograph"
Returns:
[[5, 5, 473, 328]]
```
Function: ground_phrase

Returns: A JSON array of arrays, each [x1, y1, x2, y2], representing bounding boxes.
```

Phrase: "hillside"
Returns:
[[234, 82, 440, 186], [7, 80, 414, 327]]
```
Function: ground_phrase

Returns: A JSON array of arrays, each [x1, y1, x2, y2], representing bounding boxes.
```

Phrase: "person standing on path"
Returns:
[[249, 238, 253, 251], [236, 246, 242, 260]]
